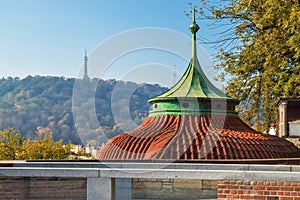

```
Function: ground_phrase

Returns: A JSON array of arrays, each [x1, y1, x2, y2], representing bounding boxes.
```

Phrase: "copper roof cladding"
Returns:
[[97, 115, 300, 160], [97, 8, 300, 160]]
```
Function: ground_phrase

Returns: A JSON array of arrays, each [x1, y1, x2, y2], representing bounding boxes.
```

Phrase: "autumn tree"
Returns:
[[0, 128, 72, 160], [0, 128, 23, 160], [20, 133, 72, 160], [197, 0, 300, 131]]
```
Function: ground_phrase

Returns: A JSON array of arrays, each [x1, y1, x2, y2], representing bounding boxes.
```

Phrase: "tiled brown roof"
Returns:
[[97, 115, 300, 160]]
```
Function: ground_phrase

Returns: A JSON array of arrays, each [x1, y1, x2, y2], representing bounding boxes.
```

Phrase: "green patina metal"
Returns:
[[149, 99, 238, 116], [148, 7, 238, 116], [148, 58, 231, 100]]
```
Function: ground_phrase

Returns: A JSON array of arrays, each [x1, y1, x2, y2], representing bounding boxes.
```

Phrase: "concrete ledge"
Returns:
[[0, 167, 99, 177], [3, 161, 299, 171], [0, 161, 299, 182], [98, 168, 300, 182]]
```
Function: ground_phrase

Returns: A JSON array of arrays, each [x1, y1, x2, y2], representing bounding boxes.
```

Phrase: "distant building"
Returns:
[[277, 97, 300, 138], [268, 125, 277, 136], [277, 97, 300, 148]]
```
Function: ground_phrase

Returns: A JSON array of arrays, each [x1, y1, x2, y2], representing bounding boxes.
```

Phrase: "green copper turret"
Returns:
[[148, 7, 238, 116]]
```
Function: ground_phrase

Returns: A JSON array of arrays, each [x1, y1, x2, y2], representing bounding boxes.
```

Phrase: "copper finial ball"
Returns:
[[189, 22, 199, 34]]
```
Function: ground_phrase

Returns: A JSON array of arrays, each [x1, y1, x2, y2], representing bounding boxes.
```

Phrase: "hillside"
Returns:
[[0, 76, 167, 144]]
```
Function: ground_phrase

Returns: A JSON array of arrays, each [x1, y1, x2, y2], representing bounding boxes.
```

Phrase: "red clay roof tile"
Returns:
[[97, 115, 300, 160]]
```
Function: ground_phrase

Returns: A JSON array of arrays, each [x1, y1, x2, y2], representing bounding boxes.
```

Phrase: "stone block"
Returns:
[[138, 178, 157, 182], [173, 179, 202, 189], [134, 181, 162, 190], [201, 188, 218, 199], [159, 178, 173, 182], [161, 182, 173, 191], [203, 179, 217, 190]]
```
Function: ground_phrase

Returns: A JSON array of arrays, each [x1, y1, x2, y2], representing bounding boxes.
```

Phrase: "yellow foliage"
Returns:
[[0, 128, 72, 160]]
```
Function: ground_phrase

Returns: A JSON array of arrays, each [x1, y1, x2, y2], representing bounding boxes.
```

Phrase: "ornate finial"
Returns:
[[189, 6, 199, 59], [189, 7, 199, 34]]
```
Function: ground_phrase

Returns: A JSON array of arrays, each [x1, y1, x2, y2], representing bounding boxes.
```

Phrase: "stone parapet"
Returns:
[[0, 161, 299, 199]]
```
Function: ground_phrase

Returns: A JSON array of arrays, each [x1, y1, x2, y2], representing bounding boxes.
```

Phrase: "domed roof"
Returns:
[[98, 115, 300, 160], [97, 8, 300, 160]]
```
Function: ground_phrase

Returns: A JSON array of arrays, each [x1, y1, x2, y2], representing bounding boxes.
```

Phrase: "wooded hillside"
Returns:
[[0, 76, 167, 144]]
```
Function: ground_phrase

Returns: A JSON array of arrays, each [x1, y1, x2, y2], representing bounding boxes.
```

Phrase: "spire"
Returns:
[[83, 49, 89, 80], [148, 7, 238, 116], [189, 7, 199, 59]]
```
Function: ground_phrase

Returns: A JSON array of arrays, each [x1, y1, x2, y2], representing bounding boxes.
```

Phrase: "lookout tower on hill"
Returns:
[[97, 8, 300, 160], [83, 49, 90, 80]]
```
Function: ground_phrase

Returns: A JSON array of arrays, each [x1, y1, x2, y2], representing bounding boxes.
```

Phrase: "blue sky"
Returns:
[[0, 0, 222, 87]]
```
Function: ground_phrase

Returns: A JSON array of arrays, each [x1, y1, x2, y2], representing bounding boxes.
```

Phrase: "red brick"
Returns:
[[251, 181, 258, 185], [237, 189, 244, 194], [290, 182, 298, 186], [277, 191, 284, 196], [256, 191, 264, 195], [250, 190, 258, 194], [225, 194, 235, 199], [253, 186, 266, 190], [279, 197, 293, 200], [228, 185, 239, 189], [280, 187, 294, 191], [218, 185, 227, 189], [264, 181, 270, 186], [240, 185, 253, 190], [283, 191, 291, 196], [240, 195, 253, 199], [243, 190, 251, 194], [231, 190, 238, 194], [283, 182, 291, 186], [271, 182, 278, 186], [267, 197, 279, 200], [218, 194, 227, 199], [277, 182, 284, 186], [255, 195, 266, 200], [223, 189, 230, 194], [267, 187, 280, 190], [270, 191, 278, 195], [221, 180, 230, 184], [257, 181, 264, 186], [291, 192, 298, 196]]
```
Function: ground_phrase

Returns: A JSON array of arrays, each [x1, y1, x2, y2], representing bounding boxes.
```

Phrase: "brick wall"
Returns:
[[218, 180, 300, 200], [1, 176, 300, 199], [132, 178, 217, 199], [0, 177, 87, 200]]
